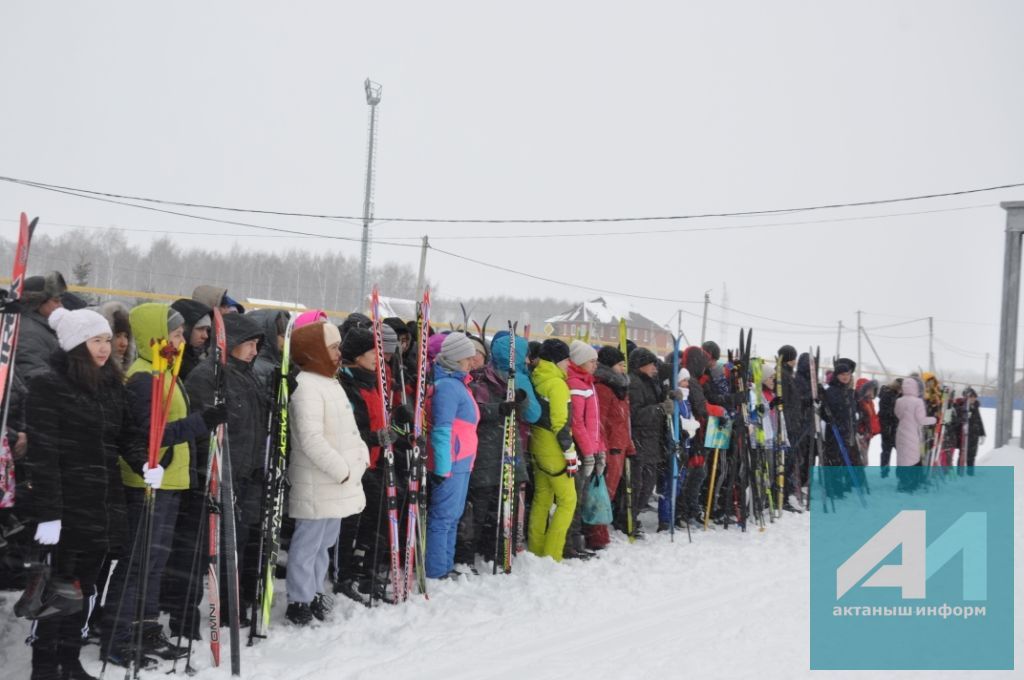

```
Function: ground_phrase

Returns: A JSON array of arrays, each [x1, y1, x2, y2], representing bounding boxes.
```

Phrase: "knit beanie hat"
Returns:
[[467, 335, 487, 359], [439, 332, 476, 363], [778, 345, 798, 363], [569, 340, 598, 366], [294, 309, 327, 329], [701, 340, 721, 361], [538, 339, 570, 365], [597, 345, 625, 367], [677, 367, 691, 385], [167, 309, 185, 334], [341, 327, 375, 364], [381, 323, 398, 354], [762, 366, 775, 387], [48, 307, 112, 352]]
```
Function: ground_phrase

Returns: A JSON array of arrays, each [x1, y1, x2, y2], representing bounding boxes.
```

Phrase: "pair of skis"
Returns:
[[0, 213, 37, 509], [403, 289, 431, 597], [249, 315, 296, 643], [205, 309, 241, 675], [494, 321, 518, 573]]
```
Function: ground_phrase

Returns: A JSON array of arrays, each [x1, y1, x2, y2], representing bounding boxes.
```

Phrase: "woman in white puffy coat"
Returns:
[[285, 321, 369, 624]]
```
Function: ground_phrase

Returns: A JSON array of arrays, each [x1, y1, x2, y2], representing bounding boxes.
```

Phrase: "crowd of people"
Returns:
[[0, 271, 988, 680]]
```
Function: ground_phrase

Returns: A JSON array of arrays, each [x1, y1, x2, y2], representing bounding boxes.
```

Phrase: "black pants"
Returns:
[[32, 548, 105, 654], [335, 464, 409, 582]]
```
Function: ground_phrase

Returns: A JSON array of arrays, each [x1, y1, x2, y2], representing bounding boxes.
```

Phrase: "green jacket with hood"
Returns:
[[529, 358, 573, 475], [118, 303, 192, 490]]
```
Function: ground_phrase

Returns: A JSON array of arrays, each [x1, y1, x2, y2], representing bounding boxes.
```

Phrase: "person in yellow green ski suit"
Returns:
[[527, 339, 577, 561]]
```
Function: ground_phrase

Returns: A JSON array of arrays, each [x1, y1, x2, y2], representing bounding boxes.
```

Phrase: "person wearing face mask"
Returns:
[[426, 333, 480, 579], [102, 304, 225, 668], [185, 312, 269, 623], [23, 308, 144, 680], [284, 321, 368, 625]]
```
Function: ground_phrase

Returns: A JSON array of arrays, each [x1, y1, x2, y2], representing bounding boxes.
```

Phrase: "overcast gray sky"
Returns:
[[2, 1, 1022, 379]]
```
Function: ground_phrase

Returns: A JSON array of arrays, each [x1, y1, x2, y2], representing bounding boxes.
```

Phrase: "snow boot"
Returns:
[[31, 642, 60, 680], [285, 602, 313, 626], [142, 622, 188, 660], [58, 644, 98, 680], [309, 593, 332, 622]]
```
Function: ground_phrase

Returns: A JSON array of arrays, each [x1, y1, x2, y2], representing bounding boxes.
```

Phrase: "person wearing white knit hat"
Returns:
[[48, 307, 113, 355], [22, 302, 147, 679]]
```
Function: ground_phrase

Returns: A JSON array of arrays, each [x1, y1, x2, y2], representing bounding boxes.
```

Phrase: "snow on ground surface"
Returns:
[[1, 419, 1019, 679]]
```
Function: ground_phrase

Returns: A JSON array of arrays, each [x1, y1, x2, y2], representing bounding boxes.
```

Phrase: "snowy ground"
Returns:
[[1, 412, 1019, 679]]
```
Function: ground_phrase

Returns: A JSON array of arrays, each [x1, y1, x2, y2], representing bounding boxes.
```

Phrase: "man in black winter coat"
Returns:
[[627, 348, 670, 537], [186, 313, 270, 614], [246, 308, 290, 395], [823, 358, 859, 497]]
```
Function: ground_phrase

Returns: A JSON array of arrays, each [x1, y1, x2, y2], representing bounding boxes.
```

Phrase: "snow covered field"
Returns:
[[1, 415, 1019, 680]]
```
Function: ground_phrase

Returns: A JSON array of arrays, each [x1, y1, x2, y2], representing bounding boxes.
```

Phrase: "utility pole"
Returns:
[[357, 78, 382, 311], [860, 327, 891, 381], [700, 290, 710, 344], [856, 310, 862, 379], [928, 316, 935, 374], [416, 235, 429, 296], [983, 352, 990, 389], [836, 320, 843, 359], [996, 202, 1024, 446]]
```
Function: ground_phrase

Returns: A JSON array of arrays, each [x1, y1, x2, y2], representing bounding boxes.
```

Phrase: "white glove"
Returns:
[[34, 519, 61, 545], [979, 436, 986, 446], [563, 448, 579, 476], [681, 417, 701, 437], [143, 463, 165, 490]]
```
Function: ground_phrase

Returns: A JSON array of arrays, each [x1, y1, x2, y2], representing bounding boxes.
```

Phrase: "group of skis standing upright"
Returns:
[[0, 260, 988, 680]]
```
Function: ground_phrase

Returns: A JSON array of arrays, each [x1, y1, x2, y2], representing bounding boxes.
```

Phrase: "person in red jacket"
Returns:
[[593, 346, 634, 541], [855, 378, 880, 466], [565, 341, 605, 557]]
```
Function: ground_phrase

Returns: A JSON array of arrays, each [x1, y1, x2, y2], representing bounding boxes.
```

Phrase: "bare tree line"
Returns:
[[0, 227, 571, 325]]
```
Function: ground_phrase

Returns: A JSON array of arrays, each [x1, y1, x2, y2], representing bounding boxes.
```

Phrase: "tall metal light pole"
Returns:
[[996, 201, 1024, 447], [357, 78, 382, 311]]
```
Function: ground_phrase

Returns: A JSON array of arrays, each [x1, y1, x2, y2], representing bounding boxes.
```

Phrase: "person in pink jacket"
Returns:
[[565, 341, 606, 558], [893, 376, 935, 492]]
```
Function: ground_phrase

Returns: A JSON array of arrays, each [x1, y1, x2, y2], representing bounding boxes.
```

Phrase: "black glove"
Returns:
[[391, 404, 413, 427], [428, 472, 446, 487], [515, 389, 528, 404], [375, 428, 398, 448], [755, 403, 766, 416], [407, 434, 427, 451], [667, 388, 684, 401], [498, 400, 516, 417], [201, 403, 229, 430], [772, 396, 784, 409]]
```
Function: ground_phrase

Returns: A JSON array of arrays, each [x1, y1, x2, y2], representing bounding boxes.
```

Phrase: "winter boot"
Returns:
[[58, 644, 98, 680], [31, 642, 60, 680], [309, 593, 332, 622], [142, 621, 189, 660], [285, 602, 313, 626], [333, 577, 371, 607]]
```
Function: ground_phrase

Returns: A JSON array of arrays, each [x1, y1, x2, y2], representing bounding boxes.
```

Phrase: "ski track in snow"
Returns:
[[1, 413, 1020, 680]]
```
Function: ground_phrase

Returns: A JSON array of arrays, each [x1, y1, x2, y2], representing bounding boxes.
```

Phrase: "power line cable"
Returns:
[[2, 174, 1020, 224]]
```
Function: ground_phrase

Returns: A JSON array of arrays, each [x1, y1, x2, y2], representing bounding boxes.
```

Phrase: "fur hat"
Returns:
[[628, 347, 658, 370], [834, 358, 856, 375], [48, 307, 112, 352], [597, 345, 625, 367]]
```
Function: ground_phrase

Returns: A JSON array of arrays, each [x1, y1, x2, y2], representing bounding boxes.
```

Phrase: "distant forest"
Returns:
[[0, 227, 573, 325]]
